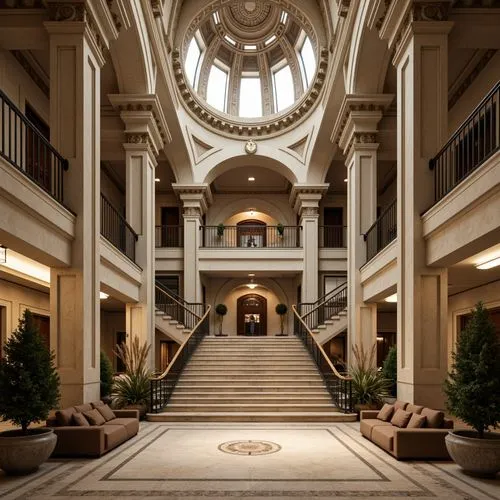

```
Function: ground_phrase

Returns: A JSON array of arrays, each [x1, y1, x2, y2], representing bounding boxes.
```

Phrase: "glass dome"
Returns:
[[182, 0, 318, 119]]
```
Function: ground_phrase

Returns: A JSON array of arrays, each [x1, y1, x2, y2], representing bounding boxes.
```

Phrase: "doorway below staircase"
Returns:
[[237, 293, 267, 336]]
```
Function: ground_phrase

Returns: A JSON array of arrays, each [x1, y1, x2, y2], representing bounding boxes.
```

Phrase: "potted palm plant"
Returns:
[[113, 336, 152, 419], [0, 310, 60, 475], [444, 302, 500, 476], [350, 343, 391, 413], [215, 303, 228, 336], [275, 303, 288, 336]]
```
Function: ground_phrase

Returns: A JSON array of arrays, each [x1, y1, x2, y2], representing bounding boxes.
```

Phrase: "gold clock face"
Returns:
[[245, 140, 257, 154]]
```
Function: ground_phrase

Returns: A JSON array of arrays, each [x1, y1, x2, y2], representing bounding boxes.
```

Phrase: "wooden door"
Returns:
[[237, 294, 267, 336], [160, 207, 180, 247], [237, 220, 266, 248], [32, 313, 50, 351]]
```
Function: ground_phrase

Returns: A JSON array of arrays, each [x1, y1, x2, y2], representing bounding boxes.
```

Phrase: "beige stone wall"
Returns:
[[101, 169, 125, 214], [0, 279, 49, 349]]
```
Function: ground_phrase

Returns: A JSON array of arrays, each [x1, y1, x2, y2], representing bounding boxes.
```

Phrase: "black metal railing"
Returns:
[[431, 81, 499, 203], [364, 199, 397, 262], [298, 282, 348, 331], [155, 280, 205, 330], [200, 225, 302, 248], [293, 305, 353, 413], [0, 89, 68, 204], [150, 307, 211, 413], [155, 225, 184, 248], [100, 194, 138, 262], [319, 226, 347, 248]]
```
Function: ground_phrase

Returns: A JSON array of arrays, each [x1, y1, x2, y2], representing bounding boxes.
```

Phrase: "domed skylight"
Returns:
[[183, 0, 317, 119]]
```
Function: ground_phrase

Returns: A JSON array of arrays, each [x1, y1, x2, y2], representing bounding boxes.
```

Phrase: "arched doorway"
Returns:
[[237, 294, 267, 336], [237, 220, 266, 248]]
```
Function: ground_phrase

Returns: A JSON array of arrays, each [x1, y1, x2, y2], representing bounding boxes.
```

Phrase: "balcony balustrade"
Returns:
[[0, 89, 68, 204], [200, 225, 302, 248], [155, 225, 184, 248], [319, 225, 347, 248], [100, 194, 138, 262], [364, 199, 397, 262], [430, 81, 499, 203]]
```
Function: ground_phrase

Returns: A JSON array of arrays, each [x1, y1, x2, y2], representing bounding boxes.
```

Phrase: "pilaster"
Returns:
[[290, 184, 329, 303]]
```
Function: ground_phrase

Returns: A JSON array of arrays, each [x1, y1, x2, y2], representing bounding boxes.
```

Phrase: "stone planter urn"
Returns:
[[0, 428, 57, 475], [445, 430, 500, 477]]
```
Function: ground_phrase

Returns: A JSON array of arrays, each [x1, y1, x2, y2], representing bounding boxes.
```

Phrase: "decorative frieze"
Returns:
[[337, 0, 351, 17], [125, 133, 151, 145], [182, 206, 202, 218]]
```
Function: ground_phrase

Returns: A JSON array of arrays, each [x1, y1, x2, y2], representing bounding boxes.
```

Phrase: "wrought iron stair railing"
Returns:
[[150, 306, 211, 413]]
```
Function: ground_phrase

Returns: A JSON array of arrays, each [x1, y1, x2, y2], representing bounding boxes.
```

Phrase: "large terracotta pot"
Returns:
[[445, 430, 500, 477], [0, 428, 57, 475]]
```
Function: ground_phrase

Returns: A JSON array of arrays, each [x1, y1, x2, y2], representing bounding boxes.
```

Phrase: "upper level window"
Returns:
[[207, 63, 228, 112], [239, 77, 262, 117], [273, 65, 294, 112], [185, 34, 203, 88], [298, 35, 316, 88]]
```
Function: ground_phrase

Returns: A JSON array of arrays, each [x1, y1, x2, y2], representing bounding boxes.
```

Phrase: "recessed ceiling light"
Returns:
[[344, 178, 348, 183], [248, 273, 255, 277], [155, 178, 160, 182], [384, 293, 397, 303], [476, 257, 500, 270], [248, 177, 255, 182]]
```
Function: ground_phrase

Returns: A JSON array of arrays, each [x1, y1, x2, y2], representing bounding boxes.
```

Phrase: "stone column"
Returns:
[[382, 2, 452, 407], [173, 184, 212, 303], [291, 185, 328, 303], [335, 95, 393, 363], [45, 0, 117, 407], [108, 95, 168, 370]]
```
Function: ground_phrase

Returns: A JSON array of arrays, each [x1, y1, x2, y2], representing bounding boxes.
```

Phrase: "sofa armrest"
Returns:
[[360, 410, 379, 420], [49, 426, 105, 457], [113, 409, 140, 419], [393, 428, 451, 459]]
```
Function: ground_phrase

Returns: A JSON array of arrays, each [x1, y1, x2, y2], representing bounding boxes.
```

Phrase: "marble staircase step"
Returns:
[[163, 403, 338, 412], [172, 385, 328, 393]]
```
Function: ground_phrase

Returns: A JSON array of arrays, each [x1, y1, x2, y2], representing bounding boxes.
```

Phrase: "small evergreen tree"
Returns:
[[382, 345, 397, 396], [215, 304, 227, 336], [100, 350, 114, 398], [275, 303, 288, 335], [444, 302, 500, 438], [0, 310, 60, 434]]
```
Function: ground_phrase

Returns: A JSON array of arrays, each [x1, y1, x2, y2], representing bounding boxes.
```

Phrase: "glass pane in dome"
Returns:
[[207, 65, 228, 112], [185, 37, 201, 87], [274, 65, 294, 112], [300, 36, 316, 88], [239, 78, 262, 117]]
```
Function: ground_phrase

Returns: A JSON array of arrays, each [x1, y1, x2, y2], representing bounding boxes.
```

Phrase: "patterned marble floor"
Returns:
[[0, 422, 498, 499]]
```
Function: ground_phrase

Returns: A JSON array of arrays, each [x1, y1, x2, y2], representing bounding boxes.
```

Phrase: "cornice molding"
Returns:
[[172, 183, 213, 215]]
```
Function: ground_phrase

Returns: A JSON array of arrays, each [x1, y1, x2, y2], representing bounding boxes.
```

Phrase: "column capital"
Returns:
[[332, 94, 394, 158], [289, 184, 329, 216], [173, 183, 213, 216], [45, 0, 121, 66], [108, 94, 170, 158]]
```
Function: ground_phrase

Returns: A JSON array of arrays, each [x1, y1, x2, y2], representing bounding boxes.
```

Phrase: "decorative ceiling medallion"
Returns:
[[218, 440, 281, 456], [229, 0, 272, 27], [245, 139, 257, 154]]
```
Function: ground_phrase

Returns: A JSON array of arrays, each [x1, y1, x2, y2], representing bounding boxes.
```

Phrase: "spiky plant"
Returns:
[[113, 335, 151, 375], [0, 310, 60, 434], [350, 343, 391, 406], [444, 302, 500, 438]]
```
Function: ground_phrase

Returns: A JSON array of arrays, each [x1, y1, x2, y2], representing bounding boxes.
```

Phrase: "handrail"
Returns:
[[155, 283, 204, 330], [363, 199, 397, 262], [302, 283, 347, 327], [150, 306, 211, 413], [298, 281, 347, 313], [318, 225, 347, 248], [292, 305, 353, 412], [155, 280, 205, 315]]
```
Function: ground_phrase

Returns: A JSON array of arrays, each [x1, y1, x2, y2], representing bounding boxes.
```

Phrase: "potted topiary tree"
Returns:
[[217, 223, 225, 237], [275, 303, 288, 336], [215, 303, 228, 336], [381, 345, 397, 397], [444, 302, 500, 477], [0, 310, 60, 475], [100, 350, 114, 404]]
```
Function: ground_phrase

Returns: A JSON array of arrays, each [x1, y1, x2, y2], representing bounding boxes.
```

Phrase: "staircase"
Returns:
[[154, 282, 205, 344], [148, 336, 356, 422], [299, 283, 348, 345]]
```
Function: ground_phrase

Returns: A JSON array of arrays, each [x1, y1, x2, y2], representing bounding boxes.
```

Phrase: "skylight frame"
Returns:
[[185, 31, 204, 89], [273, 64, 295, 113], [297, 33, 316, 89], [206, 60, 229, 113], [239, 75, 263, 118]]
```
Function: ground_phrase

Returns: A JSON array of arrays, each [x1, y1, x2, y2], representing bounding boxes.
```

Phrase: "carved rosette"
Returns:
[[125, 133, 151, 146]]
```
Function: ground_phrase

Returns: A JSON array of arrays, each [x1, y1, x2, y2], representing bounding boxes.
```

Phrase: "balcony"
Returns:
[[200, 225, 302, 248], [364, 199, 397, 263], [100, 194, 137, 262], [155, 225, 184, 248], [0, 89, 68, 205], [319, 225, 346, 248], [430, 81, 499, 204]]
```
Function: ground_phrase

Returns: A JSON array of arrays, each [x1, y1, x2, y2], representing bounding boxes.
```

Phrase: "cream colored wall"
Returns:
[[101, 169, 124, 214], [100, 310, 125, 372], [0, 279, 49, 349], [0, 50, 49, 124], [447, 280, 500, 366], [206, 277, 296, 336]]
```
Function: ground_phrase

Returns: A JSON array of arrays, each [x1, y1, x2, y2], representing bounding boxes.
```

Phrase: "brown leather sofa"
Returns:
[[46, 401, 139, 457], [360, 400, 453, 460]]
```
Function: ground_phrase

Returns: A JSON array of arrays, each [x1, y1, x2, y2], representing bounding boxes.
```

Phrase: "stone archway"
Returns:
[[237, 294, 267, 336]]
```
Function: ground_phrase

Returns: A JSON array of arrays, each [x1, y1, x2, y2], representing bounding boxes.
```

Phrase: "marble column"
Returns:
[[385, 2, 452, 407], [291, 185, 328, 303], [45, 1, 116, 406]]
